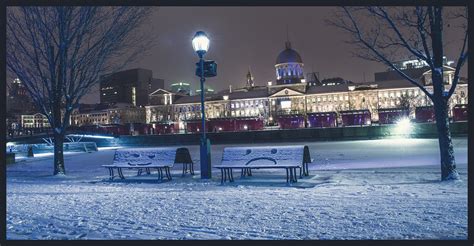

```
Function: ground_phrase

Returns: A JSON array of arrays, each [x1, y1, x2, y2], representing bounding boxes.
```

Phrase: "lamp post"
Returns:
[[192, 31, 216, 179]]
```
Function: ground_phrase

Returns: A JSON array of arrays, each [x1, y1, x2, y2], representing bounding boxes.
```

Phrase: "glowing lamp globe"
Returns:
[[192, 31, 210, 55]]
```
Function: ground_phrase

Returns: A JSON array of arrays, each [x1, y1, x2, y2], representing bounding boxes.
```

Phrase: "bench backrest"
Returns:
[[221, 145, 310, 167], [113, 147, 185, 166]]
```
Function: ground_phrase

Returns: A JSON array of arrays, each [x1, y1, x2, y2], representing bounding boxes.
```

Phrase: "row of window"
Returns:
[[73, 113, 108, 118], [147, 87, 467, 116], [231, 100, 267, 109]]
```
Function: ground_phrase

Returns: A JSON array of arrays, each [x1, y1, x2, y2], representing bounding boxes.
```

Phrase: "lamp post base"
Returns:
[[200, 138, 212, 179]]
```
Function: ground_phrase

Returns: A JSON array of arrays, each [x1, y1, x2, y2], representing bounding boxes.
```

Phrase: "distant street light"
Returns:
[[192, 31, 217, 179]]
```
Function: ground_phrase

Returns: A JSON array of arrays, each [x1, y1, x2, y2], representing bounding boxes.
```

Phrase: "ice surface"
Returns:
[[6, 138, 468, 239]]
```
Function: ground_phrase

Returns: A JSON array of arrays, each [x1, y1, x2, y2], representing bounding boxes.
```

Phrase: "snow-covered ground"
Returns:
[[6, 138, 468, 239]]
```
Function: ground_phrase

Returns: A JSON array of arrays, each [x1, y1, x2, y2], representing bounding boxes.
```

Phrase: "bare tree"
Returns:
[[329, 7, 467, 180], [399, 93, 417, 110], [7, 7, 153, 175]]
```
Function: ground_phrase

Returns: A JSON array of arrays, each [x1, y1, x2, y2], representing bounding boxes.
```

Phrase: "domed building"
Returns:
[[275, 41, 305, 85]]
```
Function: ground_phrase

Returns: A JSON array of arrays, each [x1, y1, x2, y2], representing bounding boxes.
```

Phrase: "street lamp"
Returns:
[[192, 31, 216, 179]]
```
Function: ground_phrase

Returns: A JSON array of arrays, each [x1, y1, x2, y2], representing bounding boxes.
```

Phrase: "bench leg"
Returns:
[[137, 168, 142, 176], [293, 168, 298, 183], [241, 168, 245, 178], [305, 163, 309, 176], [242, 168, 252, 178], [229, 168, 234, 182], [190, 163, 195, 175], [118, 168, 125, 179], [220, 169, 224, 184], [146, 167, 151, 175], [289, 168, 294, 183], [299, 167, 303, 178], [108, 168, 114, 180], [286, 168, 290, 184], [166, 167, 172, 180], [157, 168, 163, 180], [182, 163, 186, 177]]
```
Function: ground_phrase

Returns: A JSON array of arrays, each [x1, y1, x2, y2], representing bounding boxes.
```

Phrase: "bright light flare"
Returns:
[[192, 31, 210, 53], [393, 117, 413, 137]]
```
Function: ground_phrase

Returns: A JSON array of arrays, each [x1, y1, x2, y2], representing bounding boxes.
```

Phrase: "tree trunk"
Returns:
[[53, 132, 66, 175], [433, 99, 459, 181]]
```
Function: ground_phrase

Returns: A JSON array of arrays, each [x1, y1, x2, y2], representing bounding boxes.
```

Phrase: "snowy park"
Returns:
[[6, 137, 468, 240]]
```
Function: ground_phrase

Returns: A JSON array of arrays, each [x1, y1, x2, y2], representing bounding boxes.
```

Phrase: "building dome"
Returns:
[[276, 41, 303, 64], [274, 41, 305, 85]]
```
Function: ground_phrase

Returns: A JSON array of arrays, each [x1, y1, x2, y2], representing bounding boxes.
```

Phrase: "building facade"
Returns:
[[100, 68, 165, 107], [21, 113, 50, 129], [145, 42, 468, 134], [70, 103, 146, 127]]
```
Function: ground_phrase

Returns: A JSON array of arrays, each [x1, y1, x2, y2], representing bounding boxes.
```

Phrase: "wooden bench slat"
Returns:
[[220, 146, 304, 168], [104, 147, 194, 180], [216, 145, 311, 184]]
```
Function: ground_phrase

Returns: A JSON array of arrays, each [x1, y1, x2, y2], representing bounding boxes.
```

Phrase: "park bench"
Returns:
[[102, 147, 194, 181], [214, 145, 312, 184]]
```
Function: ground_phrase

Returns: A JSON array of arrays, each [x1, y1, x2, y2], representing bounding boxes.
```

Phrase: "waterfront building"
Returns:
[[145, 42, 468, 133], [100, 68, 164, 107]]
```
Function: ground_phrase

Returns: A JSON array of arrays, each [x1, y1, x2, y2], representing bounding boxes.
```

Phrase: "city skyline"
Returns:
[[6, 7, 467, 104], [76, 6, 466, 104]]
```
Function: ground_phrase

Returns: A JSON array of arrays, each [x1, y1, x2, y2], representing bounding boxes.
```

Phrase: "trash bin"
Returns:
[[27, 145, 34, 157]]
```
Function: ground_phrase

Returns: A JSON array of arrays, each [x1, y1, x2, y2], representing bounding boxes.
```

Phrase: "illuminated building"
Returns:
[[21, 113, 50, 129], [70, 103, 146, 127], [99, 68, 164, 107], [170, 82, 191, 95], [146, 41, 467, 133]]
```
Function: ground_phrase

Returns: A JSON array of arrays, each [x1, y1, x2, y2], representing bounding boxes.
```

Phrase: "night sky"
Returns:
[[63, 7, 467, 103]]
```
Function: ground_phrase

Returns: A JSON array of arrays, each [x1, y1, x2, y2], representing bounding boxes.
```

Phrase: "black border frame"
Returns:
[[1, 1, 472, 246]]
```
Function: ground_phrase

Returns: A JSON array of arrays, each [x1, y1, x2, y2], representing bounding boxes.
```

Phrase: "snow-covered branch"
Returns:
[[7, 6, 153, 132], [330, 7, 434, 100]]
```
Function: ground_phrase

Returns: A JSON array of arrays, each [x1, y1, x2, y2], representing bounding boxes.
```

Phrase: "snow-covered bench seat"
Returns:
[[214, 145, 312, 184], [102, 147, 193, 181]]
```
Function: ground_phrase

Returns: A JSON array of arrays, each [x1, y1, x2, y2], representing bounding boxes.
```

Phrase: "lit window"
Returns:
[[131, 87, 136, 106]]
